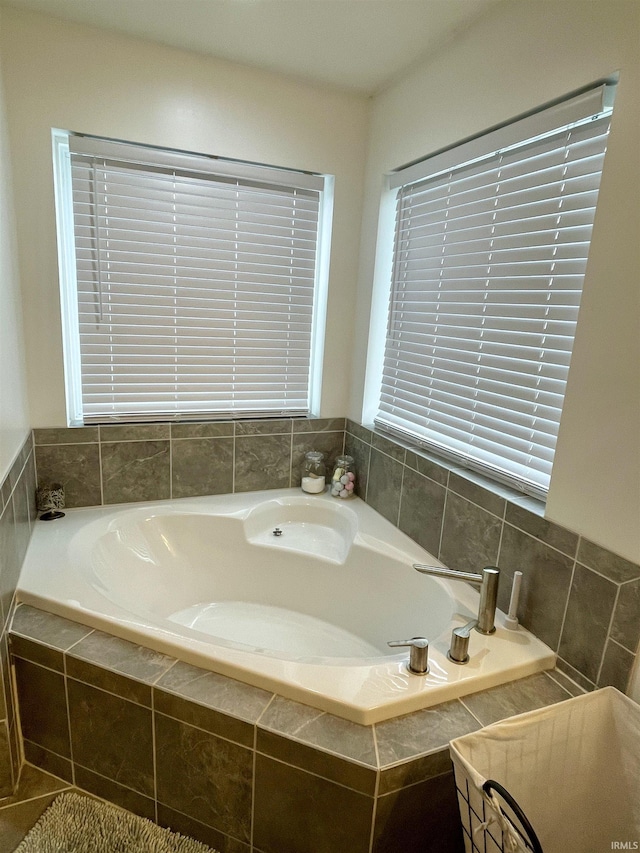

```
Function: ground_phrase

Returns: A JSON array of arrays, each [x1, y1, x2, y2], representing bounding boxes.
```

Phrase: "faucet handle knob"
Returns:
[[448, 619, 478, 664], [388, 637, 429, 675]]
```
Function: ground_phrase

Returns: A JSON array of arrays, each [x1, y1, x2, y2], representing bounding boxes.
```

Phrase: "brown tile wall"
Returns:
[[9, 605, 576, 853], [0, 434, 38, 795]]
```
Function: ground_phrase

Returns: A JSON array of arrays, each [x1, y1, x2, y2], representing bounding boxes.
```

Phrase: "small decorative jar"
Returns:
[[331, 454, 356, 498], [301, 451, 326, 494], [36, 482, 66, 520]]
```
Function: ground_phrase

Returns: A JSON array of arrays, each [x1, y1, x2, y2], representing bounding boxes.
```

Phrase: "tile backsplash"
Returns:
[[33, 418, 345, 506], [30, 417, 640, 699]]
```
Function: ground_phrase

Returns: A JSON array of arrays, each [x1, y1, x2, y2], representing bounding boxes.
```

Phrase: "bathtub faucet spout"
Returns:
[[413, 564, 500, 635]]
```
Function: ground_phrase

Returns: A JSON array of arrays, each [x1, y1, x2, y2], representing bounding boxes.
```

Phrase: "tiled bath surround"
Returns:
[[9, 415, 639, 849], [0, 434, 37, 795], [31, 416, 640, 694], [343, 420, 640, 696], [9, 604, 578, 853]]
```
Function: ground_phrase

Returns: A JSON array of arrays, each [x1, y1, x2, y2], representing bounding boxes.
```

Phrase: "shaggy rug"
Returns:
[[15, 792, 219, 853]]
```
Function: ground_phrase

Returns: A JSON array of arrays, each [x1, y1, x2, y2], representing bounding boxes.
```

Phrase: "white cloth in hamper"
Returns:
[[449, 687, 640, 853]]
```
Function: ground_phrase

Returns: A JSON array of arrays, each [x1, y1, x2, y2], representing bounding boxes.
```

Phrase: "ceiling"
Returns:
[[0, 0, 497, 95]]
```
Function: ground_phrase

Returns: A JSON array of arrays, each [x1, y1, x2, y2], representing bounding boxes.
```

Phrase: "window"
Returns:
[[53, 133, 332, 425], [371, 84, 615, 499]]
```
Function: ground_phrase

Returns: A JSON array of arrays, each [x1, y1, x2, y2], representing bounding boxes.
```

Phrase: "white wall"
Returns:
[[0, 7, 369, 425], [1, 2, 638, 563], [355, 0, 640, 563], [0, 22, 29, 482]]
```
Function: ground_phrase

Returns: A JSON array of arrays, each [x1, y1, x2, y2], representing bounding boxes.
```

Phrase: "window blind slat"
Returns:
[[67, 135, 325, 421], [376, 96, 612, 498]]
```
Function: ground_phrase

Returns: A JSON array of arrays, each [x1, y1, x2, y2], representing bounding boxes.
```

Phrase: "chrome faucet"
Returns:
[[448, 619, 478, 664], [387, 637, 429, 675], [413, 564, 500, 635]]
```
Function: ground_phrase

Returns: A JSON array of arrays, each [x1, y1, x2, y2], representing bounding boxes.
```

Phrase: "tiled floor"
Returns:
[[0, 764, 72, 852]]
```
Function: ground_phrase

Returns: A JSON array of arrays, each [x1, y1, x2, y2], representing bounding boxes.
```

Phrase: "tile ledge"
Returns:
[[10, 606, 577, 767]]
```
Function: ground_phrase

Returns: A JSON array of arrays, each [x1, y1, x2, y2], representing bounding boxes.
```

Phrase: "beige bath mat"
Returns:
[[15, 792, 220, 853]]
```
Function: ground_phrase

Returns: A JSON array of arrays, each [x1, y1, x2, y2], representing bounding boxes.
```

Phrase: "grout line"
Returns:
[[556, 656, 596, 691], [606, 635, 638, 656], [545, 667, 586, 696], [253, 693, 276, 728], [356, 741, 450, 776], [363, 442, 371, 503], [21, 740, 73, 777], [149, 658, 179, 686], [153, 677, 266, 723], [253, 749, 373, 795], [367, 786, 378, 853], [8, 655, 25, 782], [12, 654, 64, 679], [396, 460, 406, 528], [151, 688, 158, 823], [254, 729, 379, 773], [555, 556, 578, 655], [63, 629, 97, 654], [0, 784, 74, 813], [436, 478, 449, 561], [371, 722, 381, 779], [97, 432, 105, 507], [33, 441, 99, 448], [232, 430, 236, 494], [16, 654, 153, 710], [376, 767, 454, 797], [250, 717, 257, 852], [495, 517, 505, 570], [154, 800, 242, 848], [154, 707, 253, 751], [505, 519, 582, 561], [368, 727, 381, 853], [445, 487, 509, 524], [169, 434, 234, 441], [70, 758, 155, 806], [11, 629, 92, 658], [573, 554, 640, 585], [62, 658, 76, 788], [595, 584, 624, 685], [457, 697, 485, 728]]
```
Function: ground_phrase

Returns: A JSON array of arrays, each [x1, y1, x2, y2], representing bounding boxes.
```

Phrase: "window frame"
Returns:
[[52, 130, 333, 426], [364, 83, 615, 499]]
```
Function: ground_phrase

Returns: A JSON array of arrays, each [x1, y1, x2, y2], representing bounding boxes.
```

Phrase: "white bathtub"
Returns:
[[18, 488, 555, 723]]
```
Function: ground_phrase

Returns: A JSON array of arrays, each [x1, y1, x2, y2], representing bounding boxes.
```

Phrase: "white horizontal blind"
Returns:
[[68, 135, 323, 422], [376, 90, 613, 497]]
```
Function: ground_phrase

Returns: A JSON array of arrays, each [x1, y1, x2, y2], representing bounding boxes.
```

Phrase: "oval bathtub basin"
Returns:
[[18, 488, 556, 724]]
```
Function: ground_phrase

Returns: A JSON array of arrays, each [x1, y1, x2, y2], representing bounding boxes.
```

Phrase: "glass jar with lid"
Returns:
[[330, 454, 356, 498], [301, 451, 326, 494]]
